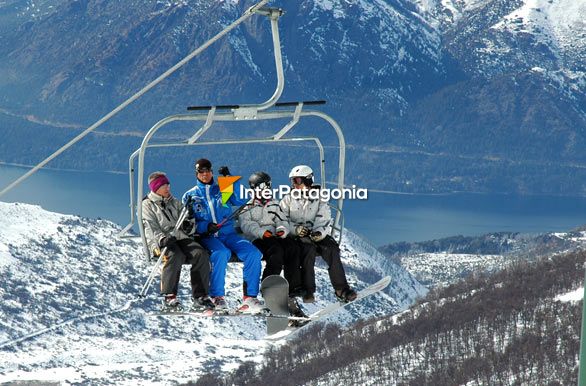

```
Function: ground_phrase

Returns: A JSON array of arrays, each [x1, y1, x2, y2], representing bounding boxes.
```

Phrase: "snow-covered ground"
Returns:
[[0, 201, 426, 385], [555, 287, 584, 303], [494, 0, 586, 56], [400, 252, 510, 288]]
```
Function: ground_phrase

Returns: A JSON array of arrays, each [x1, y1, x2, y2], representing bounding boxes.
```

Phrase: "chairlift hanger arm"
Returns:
[[185, 6, 286, 115], [253, 7, 284, 18], [274, 102, 303, 140]]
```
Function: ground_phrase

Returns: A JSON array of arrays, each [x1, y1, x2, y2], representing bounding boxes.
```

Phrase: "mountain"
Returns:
[[379, 227, 586, 287], [399, 0, 586, 195], [1, 0, 586, 196], [0, 201, 426, 384], [205, 249, 584, 385]]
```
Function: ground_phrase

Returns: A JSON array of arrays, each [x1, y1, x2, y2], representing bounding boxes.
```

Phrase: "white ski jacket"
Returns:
[[279, 187, 332, 238], [141, 192, 195, 254], [239, 198, 289, 240]]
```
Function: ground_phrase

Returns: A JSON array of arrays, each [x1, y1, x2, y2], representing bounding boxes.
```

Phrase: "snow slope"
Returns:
[[397, 229, 586, 289], [493, 0, 586, 60], [0, 202, 425, 384]]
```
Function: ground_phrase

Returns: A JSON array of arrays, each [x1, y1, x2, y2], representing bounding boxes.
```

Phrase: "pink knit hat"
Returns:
[[149, 174, 170, 193]]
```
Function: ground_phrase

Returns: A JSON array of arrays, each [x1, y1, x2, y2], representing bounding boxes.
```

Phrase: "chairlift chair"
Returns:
[[117, 7, 348, 261]]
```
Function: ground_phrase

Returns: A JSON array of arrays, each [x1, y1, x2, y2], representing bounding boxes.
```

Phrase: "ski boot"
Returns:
[[288, 297, 309, 327], [238, 296, 267, 315], [191, 295, 216, 315], [211, 296, 228, 314], [160, 294, 182, 312], [335, 287, 357, 303]]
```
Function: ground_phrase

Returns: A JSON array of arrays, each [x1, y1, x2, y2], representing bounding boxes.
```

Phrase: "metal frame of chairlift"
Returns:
[[117, 7, 348, 261]]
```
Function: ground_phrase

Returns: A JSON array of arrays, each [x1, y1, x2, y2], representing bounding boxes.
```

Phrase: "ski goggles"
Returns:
[[291, 176, 313, 186], [255, 181, 271, 190]]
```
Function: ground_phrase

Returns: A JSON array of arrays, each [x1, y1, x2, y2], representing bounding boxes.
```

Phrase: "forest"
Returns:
[[193, 251, 584, 385]]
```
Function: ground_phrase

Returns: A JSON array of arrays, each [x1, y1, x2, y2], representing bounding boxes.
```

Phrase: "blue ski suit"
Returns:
[[182, 178, 262, 297]]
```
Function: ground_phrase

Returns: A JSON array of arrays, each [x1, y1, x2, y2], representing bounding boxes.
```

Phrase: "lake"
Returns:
[[2, 164, 586, 246]]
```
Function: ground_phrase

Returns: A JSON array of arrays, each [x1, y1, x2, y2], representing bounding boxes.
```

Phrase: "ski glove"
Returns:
[[181, 219, 194, 235], [184, 196, 195, 219], [275, 225, 288, 238], [151, 247, 161, 262], [160, 235, 177, 248], [186, 204, 195, 220], [218, 166, 231, 177], [207, 222, 220, 234], [295, 225, 310, 237], [310, 231, 325, 242], [262, 230, 273, 239]]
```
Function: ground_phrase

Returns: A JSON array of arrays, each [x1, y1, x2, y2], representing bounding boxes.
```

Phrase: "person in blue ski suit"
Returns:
[[182, 158, 264, 314]]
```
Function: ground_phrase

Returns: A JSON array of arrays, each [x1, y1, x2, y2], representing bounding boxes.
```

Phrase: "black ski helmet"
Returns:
[[194, 158, 212, 172], [248, 171, 272, 189]]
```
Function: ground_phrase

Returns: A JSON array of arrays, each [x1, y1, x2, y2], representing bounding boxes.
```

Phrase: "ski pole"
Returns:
[[215, 199, 253, 229]]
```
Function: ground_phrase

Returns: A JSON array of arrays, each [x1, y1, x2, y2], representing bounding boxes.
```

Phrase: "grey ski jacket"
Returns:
[[279, 187, 332, 238], [141, 192, 195, 254], [239, 198, 289, 240]]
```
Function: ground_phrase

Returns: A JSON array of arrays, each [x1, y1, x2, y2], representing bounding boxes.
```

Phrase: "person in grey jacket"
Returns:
[[280, 165, 357, 303], [142, 171, 214, 312], [239, 172, 307, 297]]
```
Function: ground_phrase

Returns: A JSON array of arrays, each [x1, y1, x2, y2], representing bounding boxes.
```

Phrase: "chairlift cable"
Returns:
[[0, 297, 143, 350], [0, 0, 271, 200]]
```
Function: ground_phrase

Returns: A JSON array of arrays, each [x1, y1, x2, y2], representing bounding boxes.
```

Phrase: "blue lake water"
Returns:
[[2, 164, 586, 246]]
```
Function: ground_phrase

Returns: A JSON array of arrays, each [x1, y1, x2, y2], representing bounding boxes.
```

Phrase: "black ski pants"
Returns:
[[161, 238, 210, 298], [253, 237, 314, 295], [311, 235, 350, 292], [295, 238, 318, 294]]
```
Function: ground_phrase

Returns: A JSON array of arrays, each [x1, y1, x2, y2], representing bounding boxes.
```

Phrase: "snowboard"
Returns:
[[260, 274, 290, 335], [266, 275, 392, 341]]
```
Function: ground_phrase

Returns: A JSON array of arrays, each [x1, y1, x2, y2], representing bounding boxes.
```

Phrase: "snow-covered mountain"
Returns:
[[3, 0, 586, 196], [0, 201, 426, 384], [417, 0, 586, 75], [380, 228, 586, 288]]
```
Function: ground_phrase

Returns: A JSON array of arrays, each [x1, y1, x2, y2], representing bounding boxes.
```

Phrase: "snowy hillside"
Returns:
[[493, 0, 586, 67], [216, 250, 584, 385], [382, 228, 586, 288], [0, 202, 425, 384], [422, 0, 586, 76], [401, 252, 510, 287]]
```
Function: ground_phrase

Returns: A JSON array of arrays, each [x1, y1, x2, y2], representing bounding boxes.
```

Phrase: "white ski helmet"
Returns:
[[289, 165, 314, 186]]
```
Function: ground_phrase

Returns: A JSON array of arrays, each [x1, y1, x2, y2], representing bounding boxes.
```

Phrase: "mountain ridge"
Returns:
[[1, 0, 586, 196]]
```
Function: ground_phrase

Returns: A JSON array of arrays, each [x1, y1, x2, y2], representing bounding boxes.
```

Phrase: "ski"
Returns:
[[148, 309, 310, 320], [266, 275, 392, 341]]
